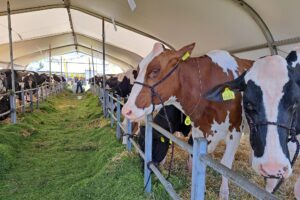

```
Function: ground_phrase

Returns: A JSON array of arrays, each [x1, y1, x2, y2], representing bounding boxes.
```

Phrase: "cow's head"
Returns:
[[23, 73, 36, 89], [122, 43, 195, 121], [205, 55, 300, 179]]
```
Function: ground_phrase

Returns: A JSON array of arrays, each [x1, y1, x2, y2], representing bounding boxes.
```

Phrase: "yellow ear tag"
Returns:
[[160, 137, 165, 143], [169, 140, 173, 145], [182, 52, 190, 61], [222, 88, 235, 101], [185, 116, 192, 126]]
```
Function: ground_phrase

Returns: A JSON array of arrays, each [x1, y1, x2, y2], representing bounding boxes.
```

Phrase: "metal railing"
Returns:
[[0, 83, 65, 123], [91, 86, 279, 200]]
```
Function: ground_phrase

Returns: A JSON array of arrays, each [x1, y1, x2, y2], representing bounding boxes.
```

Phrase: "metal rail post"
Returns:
[[191, 137, 207, 200], [116, 95, 121, 140], [105, 90, 109, 117], [49, 45, 52, 77], [60, 56, 63, 77], [36, 88, 39, 109], [21, 89, 25, 113], [144, 114, 153, 193], [109, 94, 114, 127], [126, 118, 132, 151], [29, 90, 33, 112], [41, 86, 44, 102], [102, 18, 107, 118], [7, 1, 16, 124]]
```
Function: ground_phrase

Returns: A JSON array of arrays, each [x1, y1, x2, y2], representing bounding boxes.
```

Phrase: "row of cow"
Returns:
[[118, 43, 300, 199], [92, 44, 300, 198], [94, 43, 300, 199], [0, 69, 66, 120]]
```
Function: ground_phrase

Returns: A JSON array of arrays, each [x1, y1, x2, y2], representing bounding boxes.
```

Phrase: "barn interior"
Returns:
[[0, 1, 300, 200]]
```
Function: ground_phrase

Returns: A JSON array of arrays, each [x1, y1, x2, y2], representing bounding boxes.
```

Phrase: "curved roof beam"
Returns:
[[63, 0, 78, 52], [0, 4, 175, 50], [14, 43, 134, 69], [0, 32, 142, 67], [231, 0, 277, 55], [1, 2, 298, 55]]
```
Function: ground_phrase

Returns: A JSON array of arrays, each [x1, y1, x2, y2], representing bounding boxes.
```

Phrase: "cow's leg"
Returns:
[[219, 130, 242, 200]]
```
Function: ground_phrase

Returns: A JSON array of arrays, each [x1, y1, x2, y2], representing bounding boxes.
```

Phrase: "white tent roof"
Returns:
[[0, 0, 299, 69]]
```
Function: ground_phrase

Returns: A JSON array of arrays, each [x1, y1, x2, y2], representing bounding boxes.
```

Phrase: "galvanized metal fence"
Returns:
[[0, 83, 64, 123], [92, 86, 279, 200]]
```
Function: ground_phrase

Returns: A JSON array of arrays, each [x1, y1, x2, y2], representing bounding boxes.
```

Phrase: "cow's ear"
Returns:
[[176, 43, 195, 59], [204, 72, 247, 102]]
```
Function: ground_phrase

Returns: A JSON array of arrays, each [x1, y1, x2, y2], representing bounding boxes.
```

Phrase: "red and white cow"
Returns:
[[206, 48, 300, 198], [122, 43, 253, 199]]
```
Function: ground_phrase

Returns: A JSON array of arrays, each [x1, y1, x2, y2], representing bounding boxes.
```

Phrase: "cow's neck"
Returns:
[[174, 57, 208, 126]]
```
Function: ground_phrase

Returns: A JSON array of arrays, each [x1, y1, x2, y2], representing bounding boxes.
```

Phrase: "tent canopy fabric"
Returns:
[[0, 0, 299, 70]]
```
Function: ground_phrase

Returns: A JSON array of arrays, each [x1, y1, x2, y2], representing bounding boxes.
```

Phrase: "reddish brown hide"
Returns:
[[135, 43, 253, 137]]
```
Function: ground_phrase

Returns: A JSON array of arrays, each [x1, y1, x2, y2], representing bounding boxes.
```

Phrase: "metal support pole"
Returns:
[[110, 94, 114, 127], [21, 89, 25, 113], [126, 118, 132, 151], [49, 44, 52, 77], [29, 90, 33, 112], [41, 86, 44, 102], [105, 91, 109, 117], [60, 56, 63, 77], [191, 137, 207, 200], [89, 58, 91, 80], [102, 18, 107, 116], [7, 1, 16, 124], [36, 88, 39, 109], [91, 47, 96, 84], [66, 62, 68, 80], [144, 114, 153, 193], [116, 95, 121, 140]]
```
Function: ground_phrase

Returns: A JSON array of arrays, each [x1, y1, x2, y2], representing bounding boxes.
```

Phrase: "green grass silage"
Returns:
[[0, 91, 174, 200]]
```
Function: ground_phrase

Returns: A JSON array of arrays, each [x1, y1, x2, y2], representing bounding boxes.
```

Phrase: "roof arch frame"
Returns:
[[0, 3, 175, 50]]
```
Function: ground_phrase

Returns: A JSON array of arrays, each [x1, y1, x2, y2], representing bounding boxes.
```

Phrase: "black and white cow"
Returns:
[[0, 69, 20, 120], [16, 70, 40, 91], [205, 51, 300, 198], [38, 73, 50, 86], [0, 69, 19, 93], [106, 69, 138, 98], [138, 105, 191, 166]]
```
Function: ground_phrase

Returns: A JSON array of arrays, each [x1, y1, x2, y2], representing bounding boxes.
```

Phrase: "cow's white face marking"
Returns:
[[245, 56, 291, 177], [206, 50, 239, 78], [122, 43, 164, 121], [117, 69, 136, 85]]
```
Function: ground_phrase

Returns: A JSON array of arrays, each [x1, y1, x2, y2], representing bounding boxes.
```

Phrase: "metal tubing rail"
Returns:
[[151, 122, 278, 200], [98, 90, 279, 200], [0, 92, 9, 97], [0, 83, 64, 121], [0, 110, 11, 117], [200, 155, 279, 200], [151, 122, 193, 154], [130, 138, 181, 200], [106, 92, 125, 106]]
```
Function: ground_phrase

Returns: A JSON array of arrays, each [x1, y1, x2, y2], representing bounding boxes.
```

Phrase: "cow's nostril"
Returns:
[[126, 110, 132, 116], [283, 166, 288, 172]]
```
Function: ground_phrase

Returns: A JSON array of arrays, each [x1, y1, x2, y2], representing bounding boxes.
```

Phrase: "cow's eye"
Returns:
[[148, 68, 160, 79]]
